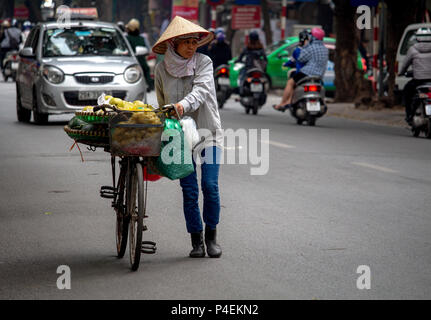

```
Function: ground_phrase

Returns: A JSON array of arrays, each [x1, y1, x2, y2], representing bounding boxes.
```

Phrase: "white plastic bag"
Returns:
[[97, 93, 113, 106], [180, 116, 200, 149]]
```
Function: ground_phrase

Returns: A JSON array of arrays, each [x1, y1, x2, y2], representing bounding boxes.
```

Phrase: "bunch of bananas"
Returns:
[[105, 95, 153, 112]]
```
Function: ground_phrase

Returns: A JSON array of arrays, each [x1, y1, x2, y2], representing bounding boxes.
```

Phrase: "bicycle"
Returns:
[[98, 104, 178, 271]]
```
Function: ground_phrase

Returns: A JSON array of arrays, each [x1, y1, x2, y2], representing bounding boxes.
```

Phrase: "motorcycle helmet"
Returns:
[[416, 27, 431, 42], [249, 31, 259, 41], [299, 29, 310, 45], [216, 31, 225, 42], [311, 27, 325, 41], [23, 20, 32, 30]]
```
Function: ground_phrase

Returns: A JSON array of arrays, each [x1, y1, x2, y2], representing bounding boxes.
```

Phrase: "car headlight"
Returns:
[[124, 65, 142, 83], [42, 65, 64, 84]]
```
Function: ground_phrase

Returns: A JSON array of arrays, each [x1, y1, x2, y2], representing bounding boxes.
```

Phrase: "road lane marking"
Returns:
[[352, 162, 398, 173], [223, 146, 243, 150], [260, 140, 296, 149]]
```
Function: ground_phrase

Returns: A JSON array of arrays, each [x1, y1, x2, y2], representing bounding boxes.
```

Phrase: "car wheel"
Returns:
[[16, 85, 31, 123], [33, 90, 49, 124]]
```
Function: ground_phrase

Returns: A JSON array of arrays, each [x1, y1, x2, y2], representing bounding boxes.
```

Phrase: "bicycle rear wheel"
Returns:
[[128, 162, 144, 271], [115, 159, 129, 258]]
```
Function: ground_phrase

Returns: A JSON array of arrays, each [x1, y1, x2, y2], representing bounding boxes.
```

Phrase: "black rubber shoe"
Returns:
[[189, 232, 205, 258], [205, 225, 222, 258]]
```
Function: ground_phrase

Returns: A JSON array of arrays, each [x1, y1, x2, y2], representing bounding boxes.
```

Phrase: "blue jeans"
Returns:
[[179, 146, 222, 233]]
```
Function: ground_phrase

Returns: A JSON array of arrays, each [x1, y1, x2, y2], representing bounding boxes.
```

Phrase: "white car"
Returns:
[[395, 23, 431, 92], [16, 20, 148, 124]]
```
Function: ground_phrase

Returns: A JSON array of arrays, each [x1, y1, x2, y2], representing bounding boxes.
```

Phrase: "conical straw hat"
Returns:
[[152, 16, 214, 54]]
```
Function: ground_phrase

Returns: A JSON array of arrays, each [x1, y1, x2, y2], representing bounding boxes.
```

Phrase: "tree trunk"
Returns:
[[0, 0, 15, 19], [333, 0, 361, 102], [24, 0, 42, 22], [261, 0, 272, 46]]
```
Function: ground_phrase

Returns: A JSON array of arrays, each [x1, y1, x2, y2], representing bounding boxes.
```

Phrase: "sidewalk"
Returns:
[[267, 90, 406, 128], [326, 102, 406, 128]]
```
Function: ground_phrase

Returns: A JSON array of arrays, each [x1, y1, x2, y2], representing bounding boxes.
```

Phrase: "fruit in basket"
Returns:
[[82, 106, 93, 112], [111, 110, 163, 152], [109, 98, 124, 109]]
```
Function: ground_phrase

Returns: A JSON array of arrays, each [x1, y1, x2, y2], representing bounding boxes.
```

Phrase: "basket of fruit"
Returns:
[[109, 109, 165, 157]]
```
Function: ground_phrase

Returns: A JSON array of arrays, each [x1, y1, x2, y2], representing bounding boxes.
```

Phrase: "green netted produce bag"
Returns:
[[156, 118, 194, 180]]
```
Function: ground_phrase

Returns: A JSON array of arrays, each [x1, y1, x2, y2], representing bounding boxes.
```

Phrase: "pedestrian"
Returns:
[[125, 18, 154, 92], [152, 16, 223, 258], [209, 31, 232, 69]]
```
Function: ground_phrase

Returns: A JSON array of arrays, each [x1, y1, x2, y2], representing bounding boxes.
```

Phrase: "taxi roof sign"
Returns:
[[56, 7, 98, 20]]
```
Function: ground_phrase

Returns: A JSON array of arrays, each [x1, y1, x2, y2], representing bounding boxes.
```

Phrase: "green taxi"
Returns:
[[228, 37, 367, 93]]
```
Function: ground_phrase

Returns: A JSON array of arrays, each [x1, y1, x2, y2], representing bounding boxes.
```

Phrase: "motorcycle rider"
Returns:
[[237, 31, 267, 95], [209, 31, 232, 69], [398, 27, 431, 125], [0, 20, 21, 74], [273, 29, 309, 111], [273, 27, 328, 112]]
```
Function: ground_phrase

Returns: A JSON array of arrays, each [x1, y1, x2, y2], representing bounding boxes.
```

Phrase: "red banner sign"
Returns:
[[231, 5, 261, 30], [14, 6, 29, 19], [172, 0, 199, 22]]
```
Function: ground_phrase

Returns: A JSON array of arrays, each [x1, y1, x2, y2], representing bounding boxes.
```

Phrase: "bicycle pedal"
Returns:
[[141, 241, 156, 254], [100, 186, 116, 199], [143, 225, 148, 231]]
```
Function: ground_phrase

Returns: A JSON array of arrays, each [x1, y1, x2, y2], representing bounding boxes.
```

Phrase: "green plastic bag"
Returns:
[[156, 118, 195, 180]]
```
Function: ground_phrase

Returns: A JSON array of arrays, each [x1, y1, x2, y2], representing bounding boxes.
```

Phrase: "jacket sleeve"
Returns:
[[297, 45, 312, 64], [154, 63, 165, 107], [179, 55, 215, 113], [399, 46, 414, 75]]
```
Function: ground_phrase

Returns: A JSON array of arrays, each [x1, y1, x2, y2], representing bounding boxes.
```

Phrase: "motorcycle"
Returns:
[[214, 64, 231, 109], [290, 76, 327, 126], [405, 72, 431, 138], [2, 50, 19, 82], [237, 66, 270, 115]]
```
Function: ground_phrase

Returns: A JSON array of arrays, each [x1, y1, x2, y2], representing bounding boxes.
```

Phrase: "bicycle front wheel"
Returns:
[[115, 159, 129, 258], [127, 162, 144, 271]]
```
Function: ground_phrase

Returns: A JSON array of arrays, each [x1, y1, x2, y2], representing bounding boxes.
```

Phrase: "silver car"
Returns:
[[16, 20, 148, 124]]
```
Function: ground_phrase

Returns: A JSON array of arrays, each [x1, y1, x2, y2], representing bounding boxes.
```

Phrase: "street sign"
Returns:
[[231, 5, 261, 30], [14, 5, 29, 19], [172, 0, 199, 22]]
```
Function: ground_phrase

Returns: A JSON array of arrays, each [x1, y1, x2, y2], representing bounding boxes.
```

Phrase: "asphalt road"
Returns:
[[0, 81, 430, 300]]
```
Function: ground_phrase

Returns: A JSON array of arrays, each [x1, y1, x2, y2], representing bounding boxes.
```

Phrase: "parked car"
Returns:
[[16, 20, 148, 124], [228, 37, 366, 95], [395, 23, 431, 93]]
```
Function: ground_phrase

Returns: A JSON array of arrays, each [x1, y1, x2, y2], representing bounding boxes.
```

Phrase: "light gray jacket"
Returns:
[[399, 42, 431, 80], [155, 53, 223, 150]]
